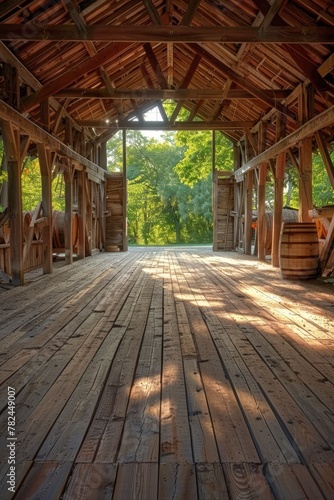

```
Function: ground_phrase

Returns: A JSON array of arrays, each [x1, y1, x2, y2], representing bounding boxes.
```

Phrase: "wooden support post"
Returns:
[[1, 121, 23, 284], [299, 137, 313, 222], [234, 144, 242, 250], [77, 169, 86, 259], [122, 129, 128, 251], [212, 130, 217, 251], [86, 179, 93, 256], [37, 143, 53, 274], [257, 163, 267, 261], [64, 165, 74, 264], [244, 170, 253, 255], [0, 150, 8, 208], [100, 181, 106, 249], [100, 140, 107, 170], [257, 121, 267, 261], [272, 152, 286, 267]]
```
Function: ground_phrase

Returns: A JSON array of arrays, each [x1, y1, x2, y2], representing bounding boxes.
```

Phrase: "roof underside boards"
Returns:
[[0, 0, 333, 150]]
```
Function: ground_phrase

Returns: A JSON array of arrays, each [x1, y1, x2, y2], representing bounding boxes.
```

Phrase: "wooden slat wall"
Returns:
[[213, 172, 235, 251], [105, 173, 127, 252]]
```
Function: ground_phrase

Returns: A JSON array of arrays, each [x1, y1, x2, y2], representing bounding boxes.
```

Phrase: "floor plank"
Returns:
[[0, 247, 333, 499]]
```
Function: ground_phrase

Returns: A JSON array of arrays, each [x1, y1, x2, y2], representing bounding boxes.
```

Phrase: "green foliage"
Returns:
[[174, 131, 233, 186], [21, 158, 42, 210], [312, 151, 334, 207], [282, 151, 334, 209], [21, 158, 65, 211]]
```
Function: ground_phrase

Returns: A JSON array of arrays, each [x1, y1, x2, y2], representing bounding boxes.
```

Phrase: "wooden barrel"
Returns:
[[279, 222, 319, 280], [52, 211, 78, 248], [264, 209, 299, 254], [105, 245, 120, 252]]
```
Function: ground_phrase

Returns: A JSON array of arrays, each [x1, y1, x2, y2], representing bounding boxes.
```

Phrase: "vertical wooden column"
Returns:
[[1, 121, 23, 285], [100, 141, 107, 170], [86, 179, 93, 256], [0, 149, 8, 208], [299, 137, 313, 222], [77, 169, 86, 259], [257, 163, 267, 260], [64, 164, 73, 265], [298, 84, 313, 222], [100, 181, 106, 249], [272, 152, 286, 267], [122, 130, 128, 251], [233, 144, 241, 249], [37, 143, 53, 274], [243, 130, 254, 255], [212, 130, 217, 251], [244, 171, 253, 255], [257, 121, 267, 260]]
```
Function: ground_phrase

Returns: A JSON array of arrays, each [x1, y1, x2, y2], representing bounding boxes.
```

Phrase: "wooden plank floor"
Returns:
[[0, 247, 334, 499]]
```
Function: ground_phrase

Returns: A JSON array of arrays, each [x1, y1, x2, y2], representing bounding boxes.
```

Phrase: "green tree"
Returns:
[[174, 130, 233, 186], [283, 152, 334, 209], [312, 151, 334, 206]]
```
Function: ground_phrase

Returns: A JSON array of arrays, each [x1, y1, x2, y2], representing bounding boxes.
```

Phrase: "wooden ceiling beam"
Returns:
[[1, 24, 334, 43], [54, 88, 291, 100], [76, 120, 256, 130]]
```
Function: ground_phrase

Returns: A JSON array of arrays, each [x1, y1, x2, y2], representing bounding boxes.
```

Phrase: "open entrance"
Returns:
[[105, 106, 234, 248]]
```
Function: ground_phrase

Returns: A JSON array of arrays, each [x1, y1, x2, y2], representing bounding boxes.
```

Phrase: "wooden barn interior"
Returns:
[[0, 0, 334, 498]]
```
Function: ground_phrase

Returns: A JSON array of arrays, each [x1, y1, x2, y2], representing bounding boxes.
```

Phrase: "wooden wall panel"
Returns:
[[105, 173, 127, 252], [213, 172, 235, 251]]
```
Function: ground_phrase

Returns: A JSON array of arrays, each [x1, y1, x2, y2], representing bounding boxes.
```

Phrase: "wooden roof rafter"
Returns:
[[0, 0, 333, 155]]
